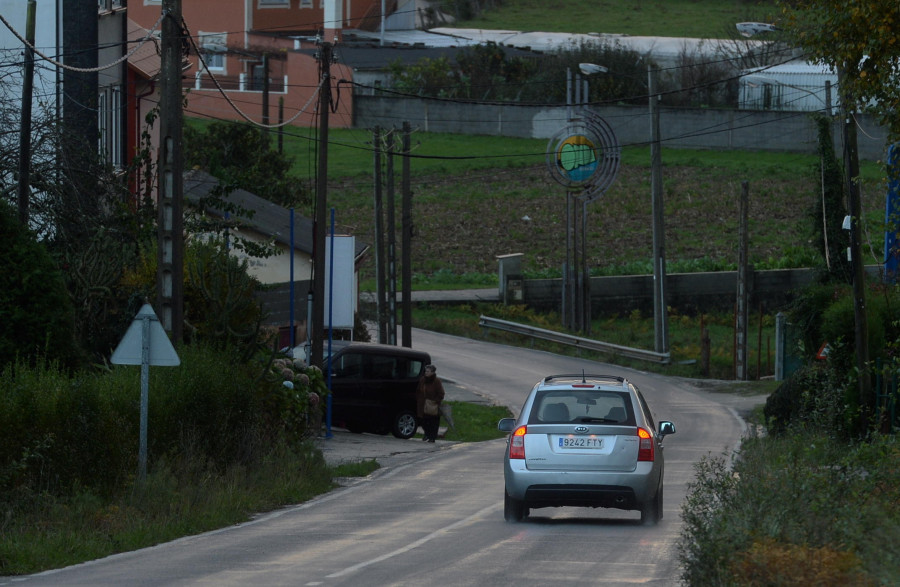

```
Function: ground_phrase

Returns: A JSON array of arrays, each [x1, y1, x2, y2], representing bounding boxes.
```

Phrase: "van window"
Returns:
[[396, 357, 424, 378], [332, 352, 364, 378], [369, 354, 395, 379]]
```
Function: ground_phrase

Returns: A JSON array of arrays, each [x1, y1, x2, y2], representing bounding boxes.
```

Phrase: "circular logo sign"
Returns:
[[546, 110, 621, 201], [554, 134, 600, 184]]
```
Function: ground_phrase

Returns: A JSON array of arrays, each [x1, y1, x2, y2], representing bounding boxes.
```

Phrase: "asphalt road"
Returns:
[[4, 329, 765, 586]]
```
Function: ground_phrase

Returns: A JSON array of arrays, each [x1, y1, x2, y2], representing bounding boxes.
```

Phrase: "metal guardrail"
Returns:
[[478, 315, 671, 365]]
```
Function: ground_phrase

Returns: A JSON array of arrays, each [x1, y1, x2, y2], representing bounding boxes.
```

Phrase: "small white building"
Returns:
[[739, 61, 838, 113]]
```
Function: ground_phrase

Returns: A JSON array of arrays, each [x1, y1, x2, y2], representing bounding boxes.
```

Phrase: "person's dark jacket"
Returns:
[[416, 374, 445, 418]]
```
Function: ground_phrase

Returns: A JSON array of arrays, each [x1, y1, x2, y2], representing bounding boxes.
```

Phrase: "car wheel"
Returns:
[[640, 487, 662, 526], [391, 410, 418, 439], [504, 490, 527, 522]]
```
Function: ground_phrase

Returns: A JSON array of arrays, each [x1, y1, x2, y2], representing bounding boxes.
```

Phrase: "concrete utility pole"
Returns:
[[649, 65, 668, 354], [16, 0, 35, 225], [310, 40, 333, 369], [373, 127, 387, 343], [157, 0, 184, 343]]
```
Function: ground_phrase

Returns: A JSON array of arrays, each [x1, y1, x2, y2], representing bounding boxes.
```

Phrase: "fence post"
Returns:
[[774, 312, 786, 381]]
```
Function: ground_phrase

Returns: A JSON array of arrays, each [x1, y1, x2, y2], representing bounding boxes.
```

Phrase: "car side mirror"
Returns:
[[658, 421, 676, 436], [498, 418, 517, 432]]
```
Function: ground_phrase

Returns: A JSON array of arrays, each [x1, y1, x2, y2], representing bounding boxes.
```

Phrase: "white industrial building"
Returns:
[[739, 61, 838, 113]]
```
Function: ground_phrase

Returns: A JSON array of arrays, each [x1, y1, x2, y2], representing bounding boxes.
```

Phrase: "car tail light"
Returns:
[[508, 425, 527, 460], [637, 427, 654, 462]]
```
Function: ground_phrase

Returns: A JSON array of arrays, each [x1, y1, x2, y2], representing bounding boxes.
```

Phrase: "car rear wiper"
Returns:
[[575, 417, 619, 423]]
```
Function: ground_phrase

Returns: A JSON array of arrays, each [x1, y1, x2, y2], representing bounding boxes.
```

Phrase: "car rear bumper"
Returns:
[[504, 462, 661, 507], [523, 484, 638, 510]]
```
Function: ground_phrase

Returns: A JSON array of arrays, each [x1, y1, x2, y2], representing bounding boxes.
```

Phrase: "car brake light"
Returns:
[[637, 427, 654, 461], [509, 425, 527, 460]]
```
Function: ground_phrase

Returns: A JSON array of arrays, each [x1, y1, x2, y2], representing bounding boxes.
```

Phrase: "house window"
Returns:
[[250, 63, 266, 91], [299, 0, 312, 7], [199, 32, 227, 72], [98, 86, 123, 168], [259, 0, 290, 6]]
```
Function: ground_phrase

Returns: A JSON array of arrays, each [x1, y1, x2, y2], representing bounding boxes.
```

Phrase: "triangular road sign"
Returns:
[[111, 304, 180, 366]]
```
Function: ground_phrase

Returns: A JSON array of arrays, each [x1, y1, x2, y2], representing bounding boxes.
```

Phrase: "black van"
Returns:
[[323, 341, 431, 439]]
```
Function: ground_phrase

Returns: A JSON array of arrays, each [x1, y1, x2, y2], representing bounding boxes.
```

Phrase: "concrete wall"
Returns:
[[354, 96, 889, 160]]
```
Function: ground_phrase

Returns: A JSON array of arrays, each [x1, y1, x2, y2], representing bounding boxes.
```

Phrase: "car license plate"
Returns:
[[558, 436, 603, 449]]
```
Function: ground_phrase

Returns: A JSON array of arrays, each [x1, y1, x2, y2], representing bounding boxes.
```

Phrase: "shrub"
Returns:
[[0, 342, 323, 498], [731, 538, 875, 586], [184, 240, 268, 361], [0, 203, 77, 370], [764, 364, 849, 436], [0, 358, 137, 496], [679, 433, 900, 585]]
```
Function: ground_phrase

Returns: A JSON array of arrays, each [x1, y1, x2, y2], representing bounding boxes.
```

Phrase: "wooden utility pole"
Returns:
[[157, 0, 184, 343], [386, 130, 397, 346], [262, 54, 269, 126], [736, 181, 750, 380], [310, 40, 332, 368], [840, 66, 872, 428], [401, 122, 412, 347], [16, 0, 35, 225]]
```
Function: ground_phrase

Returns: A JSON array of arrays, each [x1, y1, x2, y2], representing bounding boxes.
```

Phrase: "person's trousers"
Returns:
[[422, 414, 440, 440]]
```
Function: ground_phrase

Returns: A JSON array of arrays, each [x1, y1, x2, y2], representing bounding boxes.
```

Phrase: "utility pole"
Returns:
[[157, 0, 184, 343], [261, 54, 269, 126], [373, 127, 387, 343], [386, 129, 397, 345], [310, 39, 332, 368], [649, 65, 668, 354], [401, 122, 412, 347], [840, 66, 872, 429], [736, 181, 750, 380], [16, 0, 35, 225]]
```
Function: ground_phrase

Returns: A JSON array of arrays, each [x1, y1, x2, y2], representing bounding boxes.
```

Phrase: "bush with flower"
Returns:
[[263, 355, 329, 440]]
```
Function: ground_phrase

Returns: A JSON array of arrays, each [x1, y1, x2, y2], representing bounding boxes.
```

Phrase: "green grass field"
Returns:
[[444, 0, 781, 39]]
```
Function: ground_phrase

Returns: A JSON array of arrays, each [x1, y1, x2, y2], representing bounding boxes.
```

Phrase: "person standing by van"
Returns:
[[417, 364, 445, 442]]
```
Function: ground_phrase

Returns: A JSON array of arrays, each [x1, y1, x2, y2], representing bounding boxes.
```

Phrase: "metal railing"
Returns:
[[478, 315, 670, 365]]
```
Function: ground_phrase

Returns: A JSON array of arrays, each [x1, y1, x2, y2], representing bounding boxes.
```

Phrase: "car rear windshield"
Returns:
[[529, 390, 633, 425]]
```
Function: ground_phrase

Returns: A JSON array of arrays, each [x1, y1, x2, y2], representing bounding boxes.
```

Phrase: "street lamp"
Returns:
[[579, 63, 608, 76], [736, 22, 779, 37]]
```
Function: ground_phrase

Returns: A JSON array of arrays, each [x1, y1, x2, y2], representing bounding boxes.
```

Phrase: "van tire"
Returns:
[[391, 410, 418, 439]]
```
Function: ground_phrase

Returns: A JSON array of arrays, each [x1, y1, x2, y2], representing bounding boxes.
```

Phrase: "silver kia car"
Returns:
[[498, 373, 676, 524]]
